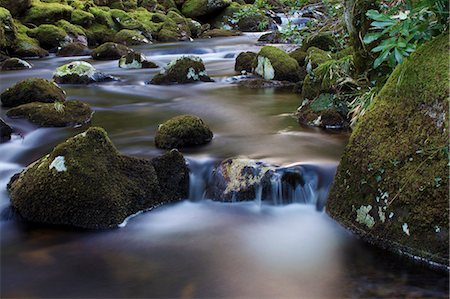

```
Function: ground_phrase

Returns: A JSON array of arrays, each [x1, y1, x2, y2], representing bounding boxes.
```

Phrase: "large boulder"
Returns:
[[91, 42, 133, 60], [1, 78, 66, 107], [254, 46, 300, 82], [234, 51, 256, 74], [23, 1, 73, 26], [27, 24, 70, 50], [1, 57, 32, 71], [118, 52, 158, 69], [7, 127, 189, 229], [181, 0, 231, 18], [150, 56, 213, 85], [6, 100, 92, 127], [114, 29, 150, 45], [155, 115, 213, 149], [0, 117, 12, 142], [53, 61, 114, 84], [296, 94, 349, 129], [0, 7, 16, 50], [0, 0, 31, 17], [301, 32, 337, 52], [56, 42, 91, 57], [326, 34, 449, 267]]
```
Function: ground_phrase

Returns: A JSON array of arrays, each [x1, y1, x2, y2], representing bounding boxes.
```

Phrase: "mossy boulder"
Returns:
[[85, 24, 116, 46], [110, 9, 141, 30], [156, 11, 191, 41], [209, 3, 269, 31], [296, 94, 349, 129], [57, 42, 91, 56], [91, 42, 133, 60], [306, 46, 333, 69], [53, 61, 114, 84], [155, 114, 213, 149], [71, 9, 95, 26], [301, 32, 337, 52], [0, 117, 12, 142], [234, 51, 255, 73], [326, 34, 449, 267], [7, 127, 189, 229], [254, 46, 300, 82], [27, 24, 70, 50], [181, 0, 231, 18], [11, 33, 48, 58], [1, 57, 32, 70], [88, 6, 116, 29], [6, 100, 92, 127], [200, 28, 240, 38], [119, 52, 157, 69], [0, 7, 16, 50], [23, 0, 73, 25], [150, 56, 213, 85], [288, 48, 307, 66], [114, 29, 150, 45], [257, 31, 285, 44], [0, 0, 31, 17], [55, 20, 87, 45], [1, 78, 65, 107]]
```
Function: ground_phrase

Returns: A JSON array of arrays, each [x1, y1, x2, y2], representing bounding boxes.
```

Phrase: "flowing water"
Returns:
[[0, 34, 448, 298]]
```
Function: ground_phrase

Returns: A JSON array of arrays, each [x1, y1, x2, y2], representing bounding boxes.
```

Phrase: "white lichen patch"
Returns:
[[389, 211, 394, 219], [312, 115, 322, 126], [378, 206, 386, 223], [187, 67, 200, 80], [254, 56, 275, 80], [119, 56, 143, 69], [54, 61, 96, 79], [435, 225, 441, 233], [422, 101, 446, 129], [402, 223, 410, 236], [223, 158, 273, 194], [355, 205, 375, 228], [49, 156, 67, 172]]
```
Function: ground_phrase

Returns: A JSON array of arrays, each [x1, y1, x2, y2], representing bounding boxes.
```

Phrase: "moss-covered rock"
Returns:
[[301, 32, 337, 52], [7, 127, 189, 229], [257, 31, 284, 44], [0, 0, 31, 17], [306, 46, 333, 69], [254, 46, 300, 82], [88, 6, 116, 29], [327, 34, 449, 267], [91, 42, 132, 60], [296, 94, 349, 129], [0, 7, 16, 50], [234, 51, 255, 73], [155, 11, 191, 41], [71, 9, 95, 26], [53, 61, 114, 84], [119, 52, 157, 69], [208, 2, 269, 31], [114, 29, 150, 45], [110, 8, 141, 29], [0, 117, 12, 142], [56, 42, 91, 56], [199, 28, 240, 38], [181, 0, 231, 18], [150, 55, 213, 85], [27, 24, 69, 50], [6, 100, 92, 127], [1, 78, 65, 107], [11, 33, 49, 58], [55, 20, 87, 44], [0, 57, 32, 70], [23, 0, 73, 25], [288, 48, 307, 66], [155, 114, 213, 149], [85, 23, 116, 46]]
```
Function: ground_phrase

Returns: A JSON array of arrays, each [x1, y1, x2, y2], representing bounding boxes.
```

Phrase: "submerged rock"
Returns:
[[155, 115, 213, 149], [327, 34, 449, 268], [296, 94, 349, 129], [234, 51, 256, 74], [0, 118, 12, 142], [6, 101, 92, 127], [0, 57, 32, 71], [7, 127, 189, 229], [118, 52, 158, 69], [91, 42, 133, 60], [1, 78, 66, 107], [254, 46, 300, 82], [57, 42, 91, 57], [150, 56, 213, 85], [53, 61, 114, 84]]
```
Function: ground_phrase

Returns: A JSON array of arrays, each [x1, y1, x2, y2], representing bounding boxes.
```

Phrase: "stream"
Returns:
[[0, 34, 448, 298]]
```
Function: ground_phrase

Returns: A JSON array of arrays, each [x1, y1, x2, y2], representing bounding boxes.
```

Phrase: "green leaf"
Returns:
[[363, 32, 383, 44], [366, 10, 391, 21], [394, 48, 404, 64], [371, 20, 396, 28], [373, 49, 391, 68]]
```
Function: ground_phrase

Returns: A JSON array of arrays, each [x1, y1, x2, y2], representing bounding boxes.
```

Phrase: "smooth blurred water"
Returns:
[[0, 34, 448, 298]]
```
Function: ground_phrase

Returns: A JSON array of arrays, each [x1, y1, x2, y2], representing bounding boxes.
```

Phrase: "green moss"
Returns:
[[306, 46, 333, 69], [254, 46, 300, 82], [91, 41, 132, 60], [181, 0, 231, 18], [114, 29, 149, 45], [150, 55, 213, 84], [200, 28, 240, 38], [23, 0, 73, 25], [57, 42, 90, 56], [70, 9, 95, 26], [0, 0, 31, 17], [27, 24, 68, 49], [327, 34, 449, 267], [0, 57, 32, 70], [0, 7, 16, 49], [110, 8, 141, 29], [301, 32, 337, 52], [85, 23, 116, 46], [288, 48, 307, 66], [118, 52, 158, 69], [88, 6, 116, 28], [55, 19, 86, 37], [6, 100, 92, 127], [234, 51, 255, 73], [129, 9, 162, 34], [155, 114, 213, 149], [1, 78, 66, 107]]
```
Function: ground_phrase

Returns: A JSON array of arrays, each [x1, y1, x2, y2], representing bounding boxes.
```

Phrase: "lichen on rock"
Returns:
[[118, 52, 158, 69], [150, 55, 213, 84], [254, 46, 300, 82], [91, 42, 133, 60], [53, 61, 114, 84]]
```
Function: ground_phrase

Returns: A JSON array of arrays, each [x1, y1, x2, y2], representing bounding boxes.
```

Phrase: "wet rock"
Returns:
[[0, 118, 12, 142], [119, 52, 158, 69], [91, 42, 133, 60], [6, 100, 92, 127], [156, 11, 191, 42], [70, 9, 95, 27], [327, 34, 449, 268], [0, 7, 16, 50], [234, 51, 256, 74], [236, 78, 295, 89], [114, 29, 151, 45], [7, 127, 189, 229], [27, 24, 70, 51], [296, 94, 349, 129], [11, 29, 49, 58], [200, 29, 241, 38], [150, 56, 213, 85], [257, 31, 285, 44], [85, 24, 116, 47], [23, 1, 73, 26], [301, 32, 337, 51], [53, 61, 114, 84], [181, 0, 231, 18], [254, 46, 300, 82], [56, 42, 91, 57], [1, 78, 66, 108], [155, 115, 213, 149], [0, 57, 32, 71], [56, 20, 88, 46], [0, 0, 31, 17]]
